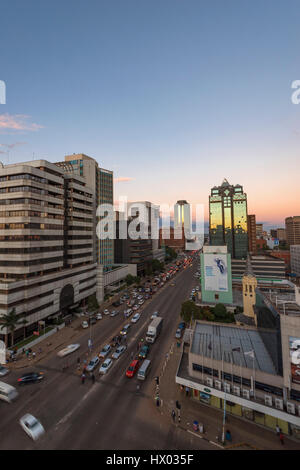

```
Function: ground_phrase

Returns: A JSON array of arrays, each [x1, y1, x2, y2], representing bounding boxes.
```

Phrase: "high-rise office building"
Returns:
[[63, 154, 114, 270], [209, 179, 248, 259], [256, 223, 263, 237], [247, 214, 257, 254], [0, 159, 96, 346], [285, 216, 300, 246]]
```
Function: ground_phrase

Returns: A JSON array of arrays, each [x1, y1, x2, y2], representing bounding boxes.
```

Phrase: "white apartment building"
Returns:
[[0, 160, 97, 346]]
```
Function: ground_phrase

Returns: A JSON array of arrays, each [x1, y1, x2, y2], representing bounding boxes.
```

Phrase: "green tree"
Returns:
[[0, 308, 23, 347], [180, 300, 198, 325], [165, 246, 177, 261], [125, 274, 135, 286], [213, 303, 227, 320], [87, 294, 99, 312]]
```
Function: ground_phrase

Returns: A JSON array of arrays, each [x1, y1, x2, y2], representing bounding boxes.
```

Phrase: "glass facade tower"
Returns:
[[209, 179, 248, 259]]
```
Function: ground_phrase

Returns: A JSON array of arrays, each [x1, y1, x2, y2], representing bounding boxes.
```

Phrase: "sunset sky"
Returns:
[[0, 0, 300, 229]]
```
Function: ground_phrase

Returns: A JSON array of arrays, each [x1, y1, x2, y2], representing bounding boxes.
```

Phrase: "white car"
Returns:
[[19, 414, 45, 441], [57, 343, 80, 358], [81, 321, 89, 329], [103, 309, 110, 315], [131, 313, 140, 324], [96, 313, 103, 320], [112, 345, 126, 359], [138, 300, 144, 305], [99, 344, 111, 358], [99, 358, 113, 375], [86, 356, 100, 372]]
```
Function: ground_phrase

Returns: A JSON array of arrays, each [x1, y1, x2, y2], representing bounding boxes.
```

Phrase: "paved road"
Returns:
[[0, 258, 211, 449]]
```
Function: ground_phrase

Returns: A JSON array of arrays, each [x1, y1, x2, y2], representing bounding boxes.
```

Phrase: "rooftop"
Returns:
[[191, 322, 277, 375]]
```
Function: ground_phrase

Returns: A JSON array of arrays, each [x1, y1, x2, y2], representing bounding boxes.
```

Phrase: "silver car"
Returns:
[[112, 345, 126, 359], [86, 356, 100, 372], [99, 344, 111, 358], [19, 414, 45, 441], [99, 358, 113, 375], [0, 365, 9, 377]]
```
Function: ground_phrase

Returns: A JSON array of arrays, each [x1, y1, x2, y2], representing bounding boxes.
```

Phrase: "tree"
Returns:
[[165, 246, 177, 261], [87, 294, 99, 312], [213, 303, 227, 320], [125, 274, 135, 286], [180, 301, 198, 325], [0, 308, 23, 347]]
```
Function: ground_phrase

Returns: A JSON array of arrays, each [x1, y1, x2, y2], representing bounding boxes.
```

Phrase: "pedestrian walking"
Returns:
[[276, 425, 281, 436], [81, 373, 86, 384], [279, 432, 284, 445], [171, 409, 176, 422], [185, 386, 189, 397], [32, 352, 36, 360], [225, 429, 232, 442]]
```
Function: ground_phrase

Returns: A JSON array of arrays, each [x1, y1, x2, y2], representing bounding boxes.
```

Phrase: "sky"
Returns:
[[0, 0, 300, 229]]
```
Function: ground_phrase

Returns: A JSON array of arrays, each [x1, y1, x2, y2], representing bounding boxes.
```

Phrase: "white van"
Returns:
[[137, 359, 151, 381], [0, 381, 18, 403]]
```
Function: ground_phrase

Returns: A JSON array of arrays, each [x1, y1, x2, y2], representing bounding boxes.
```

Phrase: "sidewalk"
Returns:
[[7, 317, 85, 370], [157, 340, 300, 450]]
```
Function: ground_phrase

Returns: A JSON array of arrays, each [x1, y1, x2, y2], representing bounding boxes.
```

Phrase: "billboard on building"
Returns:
[[204, 254, 228, 292], [289, 336, 300, 385]]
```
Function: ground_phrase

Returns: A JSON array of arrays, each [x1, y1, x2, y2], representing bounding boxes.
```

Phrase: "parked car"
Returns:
[[103, 309, 110, 315], [0, 365, 9, 377], [138, 344, 150, 359], [126, 360, 140, 378], [99, 358, 113, 375], [110, 310, 118, 317], [17, 372, 44, 386], [99, 344, 111, 358], [112, 345, 126, 359], [19, 414, 45, 441], [86, 356, 100, 372], [89, 317, 97, 325], [57, 343, 80, 358], [178, 322, 186, 330], [131, 313, 140, 324], [96, 313, 103, 320], [133, 304, 139, 311], [138, 300, 144, 305], [81, 320, 89, 329], [175, 329, 182, 339], [112, 301, 121, 307], [120, 324, 131, 336]]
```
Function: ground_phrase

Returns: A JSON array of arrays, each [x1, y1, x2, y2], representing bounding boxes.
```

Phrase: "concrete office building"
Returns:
[[286, 216, 300, 246], [291, 245, 300, 277], [0, 160, 96, 346], [256, 223, 263, 237]]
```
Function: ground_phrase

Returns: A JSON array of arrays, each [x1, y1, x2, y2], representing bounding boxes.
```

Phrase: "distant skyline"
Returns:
[[1, 0, 300, 227]]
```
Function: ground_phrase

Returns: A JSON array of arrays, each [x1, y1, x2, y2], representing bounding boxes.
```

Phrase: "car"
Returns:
[[178, 322, 186, 330], [138, 295, 143, 300], [126, 360, 140, 378], [125, 308, 133, 317], [19, 414, 45, 441], [111, 345, 126, 359], [81, 320, 89, 329], [103, 309, 110, 315], [170, 283, 175, 287], [112, 301, 121, 307], [99, 344, 111, 358], [0, 365, 9, 377], [110, 310, 118, 317], [133, 304, 139, 311], [138, 344, 150, 359], [17, 372, 44, 385], [138, 300, 144, 305], [120, 324, 131, 336], [151, 311, 159, 320], [131, 313, 140, 324], [96, 313, 103, 320], [110, 336, 120, 347], [86, 356, 100, 372], [99, 358, 113, 375], [175, 329, 182, 339], [57, 343, 80, 358], [89, 317, 97, 325]]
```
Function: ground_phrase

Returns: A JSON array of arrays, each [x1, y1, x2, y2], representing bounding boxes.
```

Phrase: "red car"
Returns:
[[126, 360, 140, 378]]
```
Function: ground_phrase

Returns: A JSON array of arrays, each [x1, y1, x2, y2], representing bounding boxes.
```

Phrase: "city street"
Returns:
[[0, 260, 206, 450]]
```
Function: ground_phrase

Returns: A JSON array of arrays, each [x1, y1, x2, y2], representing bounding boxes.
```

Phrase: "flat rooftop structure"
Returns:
[[259, 289, 300, 316], [191, 322, 277, 375]]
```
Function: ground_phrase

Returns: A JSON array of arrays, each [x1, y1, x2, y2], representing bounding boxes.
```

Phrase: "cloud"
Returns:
[[0, 141, 27, 149], [0, 114, 43, 132], [114, 176, 135, 183]]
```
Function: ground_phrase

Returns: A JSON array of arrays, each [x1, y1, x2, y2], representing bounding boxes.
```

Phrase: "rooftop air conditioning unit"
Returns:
[[214, 380, 222, 390], [264, 395, 272, 406], [287, 402, 295, 415], [206, 377, 213, 387], [224, 382, 231, 393], [275, 398, 283, 410], [233, 385, 240, 396], [242, 389, 250, 399]]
